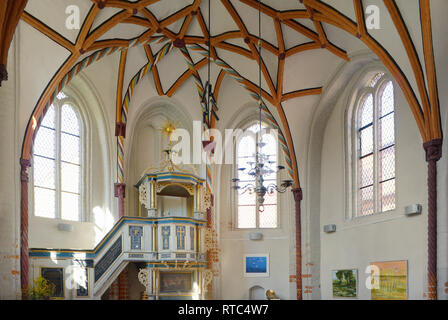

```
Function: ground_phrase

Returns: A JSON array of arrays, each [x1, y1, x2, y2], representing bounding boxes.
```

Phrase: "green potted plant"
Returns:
[[28, 276, 56, 300]]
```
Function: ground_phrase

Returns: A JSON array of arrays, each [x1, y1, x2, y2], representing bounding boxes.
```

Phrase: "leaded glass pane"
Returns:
[[359, 94, 373, 127], [33, 156, 55, 189], [61, 104, 80, 136], [360, 126, 373, 156], [263, 188, 277, 205], [33, 101, 83, 221], [380, 146, 395, 181], [41, 104, 56, 129], [61, 192, 80, 221], [359, 155, 374, 188], [259, 205, 277, 228], [380, 179, 396, 212], [380, 114, 395, 149], [61, 162, 80, 194], [380, 81, 394, 116], [261, 133, 277, 156], [237, 135, 256, 158], [33, 127, 56, 159], [238, 205, 256, 228], [360, 186, 374, 216], [237, 156, 256, 181], [61, 133, 80, 164], [238, 188, 256, 206], [356, 77, 395, 217], [34, 187, 56, 218]]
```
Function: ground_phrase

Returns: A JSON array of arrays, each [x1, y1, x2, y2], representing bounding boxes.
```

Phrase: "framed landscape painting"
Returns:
[[370, 260, 407, 300], [332, 269, 357, 298]]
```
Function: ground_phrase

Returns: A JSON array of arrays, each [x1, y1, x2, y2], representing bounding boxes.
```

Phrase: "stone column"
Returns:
[[114, 183, 126, 218], [292, 188, 303, 300], [20, 158, 31, 299], [424, 139, 442, 300]]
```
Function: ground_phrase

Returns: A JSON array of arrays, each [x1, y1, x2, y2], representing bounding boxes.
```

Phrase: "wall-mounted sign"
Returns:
[[244, 254, 269, 278]]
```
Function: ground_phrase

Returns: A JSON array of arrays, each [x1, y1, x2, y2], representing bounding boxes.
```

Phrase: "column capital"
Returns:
[[291, 188, 303, 202], [20, 158, 31, 182], [115, 122, 126, 138], [0, 64, 7, 87], [114, 183, 126, 198], [423, 139, 442, 162]]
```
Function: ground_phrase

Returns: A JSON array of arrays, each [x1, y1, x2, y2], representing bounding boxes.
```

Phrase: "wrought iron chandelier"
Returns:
[[231, 0, 293, 211]]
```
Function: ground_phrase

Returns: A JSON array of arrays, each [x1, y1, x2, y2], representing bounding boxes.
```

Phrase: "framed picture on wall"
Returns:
[[41, 267, 64, 298], [243, 254, 269, 278], [159, 271, 193, 293], [332, 269, 358, 298], [370, 260, 407, 300]]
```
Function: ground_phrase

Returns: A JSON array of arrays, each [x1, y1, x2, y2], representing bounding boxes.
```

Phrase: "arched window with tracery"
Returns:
[[32, 93, 83, 221], [235, 122, 278, 228], [355, 73, 396, 216]]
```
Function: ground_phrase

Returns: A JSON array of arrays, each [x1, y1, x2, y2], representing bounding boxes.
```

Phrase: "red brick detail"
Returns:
[[115, 122, 126, 137], [110, 279, 119, 300], [114, 183, 126, 218], [424, 139, 442, 300], [292, 188, 303, 300], [118, 269, 129, 300], [20, 158, 31, 299]]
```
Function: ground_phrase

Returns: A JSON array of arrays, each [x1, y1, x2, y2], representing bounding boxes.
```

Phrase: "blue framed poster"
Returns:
[[244, 254, 269, 277]]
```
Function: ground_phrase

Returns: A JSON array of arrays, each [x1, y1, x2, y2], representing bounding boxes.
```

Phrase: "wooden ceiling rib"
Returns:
[[353, 0, 366, 37], [419, 0, 441, 139], [144, 44, 164, 96], [21, 12, 75, 52], [383, 0, 431, 139], [19, 0, 442, 190], [115, 49, 127, 123], [303, 0, 429, 141]]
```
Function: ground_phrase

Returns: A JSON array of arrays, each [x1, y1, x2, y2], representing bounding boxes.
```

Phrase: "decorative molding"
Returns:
[[424, 139, 443, 162]]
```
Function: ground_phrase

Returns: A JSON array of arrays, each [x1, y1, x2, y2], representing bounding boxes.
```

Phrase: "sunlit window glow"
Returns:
[[33, 100, 82, 221], [236, 123, 278, 228], [357, 77, 395, 216]]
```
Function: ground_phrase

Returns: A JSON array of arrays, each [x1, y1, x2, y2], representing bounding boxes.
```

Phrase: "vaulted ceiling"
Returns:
[[16, 0, 446, 188]]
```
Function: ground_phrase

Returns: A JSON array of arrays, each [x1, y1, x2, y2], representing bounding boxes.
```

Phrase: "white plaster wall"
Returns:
[[319, 66, 427, 300]]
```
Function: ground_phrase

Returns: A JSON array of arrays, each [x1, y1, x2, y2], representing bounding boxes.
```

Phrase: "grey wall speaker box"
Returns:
[[57, 223, 73, 232], [249, 232, 263, 241], [323, 224, 336, 233], [405, 204, 422, 216]]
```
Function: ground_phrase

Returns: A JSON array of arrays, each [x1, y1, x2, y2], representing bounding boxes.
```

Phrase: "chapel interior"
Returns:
[[0, 0, 447, 300]]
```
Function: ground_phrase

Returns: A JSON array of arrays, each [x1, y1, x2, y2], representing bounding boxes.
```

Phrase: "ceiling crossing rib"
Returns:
[[19, 0, 442, 189]]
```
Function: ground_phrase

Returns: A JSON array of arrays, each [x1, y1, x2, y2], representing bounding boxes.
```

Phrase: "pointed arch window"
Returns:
[[235, 123, 278, 228], [356, 75, 396, 216], [32, 97, 83, 221]]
